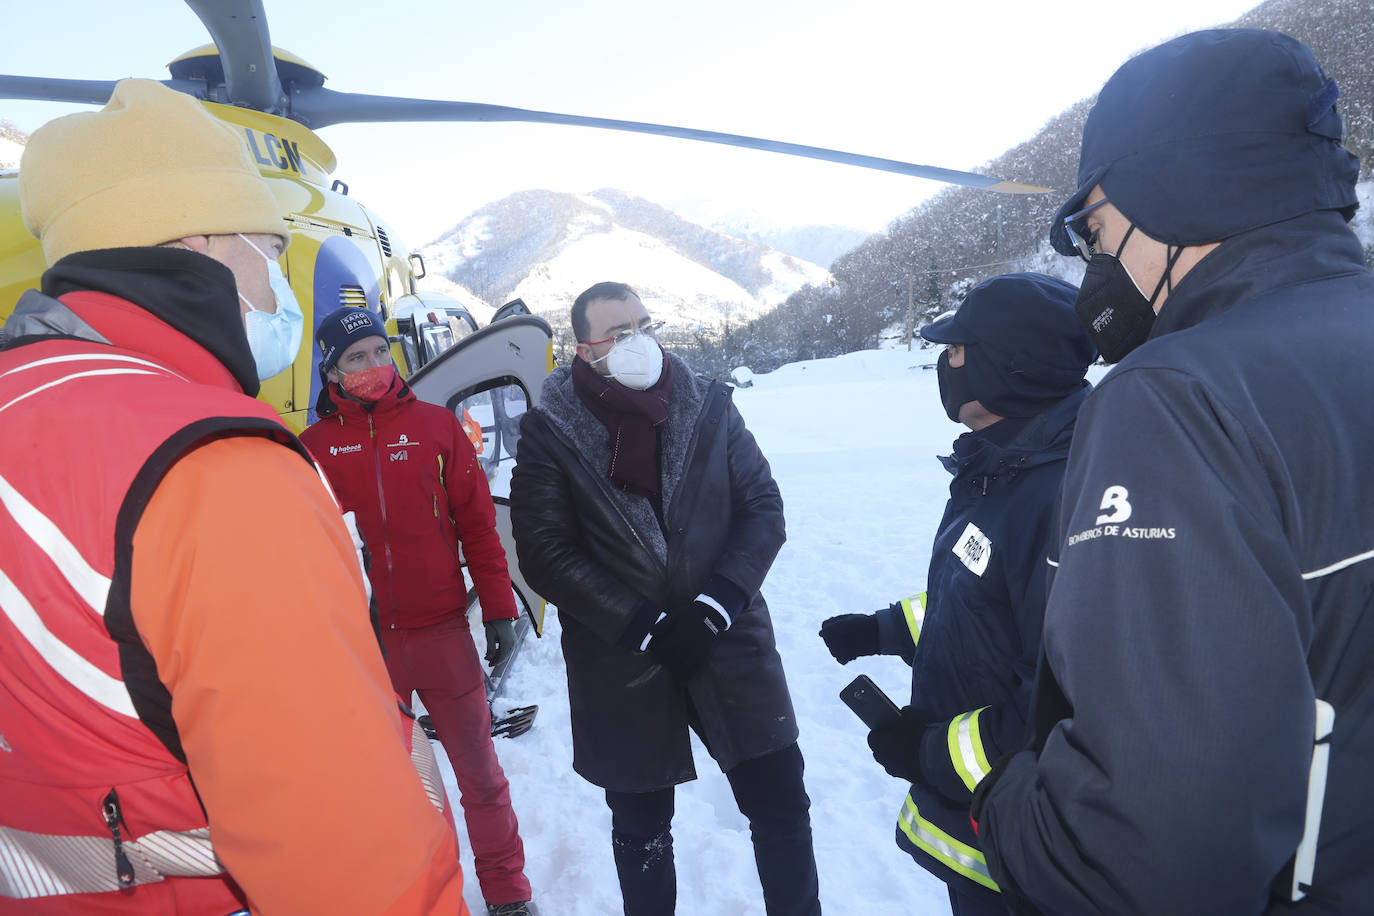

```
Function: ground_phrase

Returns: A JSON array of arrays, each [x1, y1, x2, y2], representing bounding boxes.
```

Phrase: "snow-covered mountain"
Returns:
[[418, 189, 831, 329], [697, 212, 872, 269], [660, 194, 874, 269], [726, 222, 873, 271]]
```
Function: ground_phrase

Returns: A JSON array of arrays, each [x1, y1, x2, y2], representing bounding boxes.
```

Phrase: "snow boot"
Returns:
[[486, 901, 537, 915]]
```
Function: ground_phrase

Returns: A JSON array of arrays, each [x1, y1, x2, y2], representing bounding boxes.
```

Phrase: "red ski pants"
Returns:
[[381, 617, 530, 905]]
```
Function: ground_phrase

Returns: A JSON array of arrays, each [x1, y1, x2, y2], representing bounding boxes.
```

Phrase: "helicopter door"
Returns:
[[406, 315, 555, 638]]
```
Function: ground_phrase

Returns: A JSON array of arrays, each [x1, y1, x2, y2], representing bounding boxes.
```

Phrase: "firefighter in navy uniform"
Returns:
[[821, 273, 1094, 916], [971, 30, 1374, 915]]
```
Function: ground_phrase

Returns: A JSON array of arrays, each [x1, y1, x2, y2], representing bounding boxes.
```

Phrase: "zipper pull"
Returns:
[[102, 789, 136, 887], [369, 415, 376, 439]]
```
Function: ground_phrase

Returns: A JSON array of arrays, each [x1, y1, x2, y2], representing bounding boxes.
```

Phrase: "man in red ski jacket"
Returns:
[[300, 306, 534, 916]]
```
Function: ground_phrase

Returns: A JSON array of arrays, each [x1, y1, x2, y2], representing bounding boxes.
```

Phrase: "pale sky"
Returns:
[[4, 0, 1261, 246]]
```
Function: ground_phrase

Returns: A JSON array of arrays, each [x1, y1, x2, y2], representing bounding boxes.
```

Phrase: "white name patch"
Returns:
[[953, 522, 992, 577]]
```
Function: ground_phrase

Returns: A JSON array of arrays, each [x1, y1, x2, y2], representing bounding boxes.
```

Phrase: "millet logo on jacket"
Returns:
[[330, 444, 363, 456]]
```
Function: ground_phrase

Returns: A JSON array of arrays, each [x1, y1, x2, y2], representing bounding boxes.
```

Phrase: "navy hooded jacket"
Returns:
[[976, 210, 1374, 914], [879, 383, 1087, 895]]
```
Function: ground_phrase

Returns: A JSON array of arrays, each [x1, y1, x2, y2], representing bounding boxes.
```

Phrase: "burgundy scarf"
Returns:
[[571, 352, 675, 496]]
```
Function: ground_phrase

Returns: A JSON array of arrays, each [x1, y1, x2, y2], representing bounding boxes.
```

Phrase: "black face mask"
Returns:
[[1074, 224, 1184, 363], [936, 349, 979, 423]]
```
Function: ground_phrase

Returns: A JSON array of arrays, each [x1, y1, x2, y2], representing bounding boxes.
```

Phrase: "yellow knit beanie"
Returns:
[[19, 78, 289, 265]]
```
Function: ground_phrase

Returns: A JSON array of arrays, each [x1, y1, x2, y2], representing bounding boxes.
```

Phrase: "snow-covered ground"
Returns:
[[439, 346, 1110, 915]]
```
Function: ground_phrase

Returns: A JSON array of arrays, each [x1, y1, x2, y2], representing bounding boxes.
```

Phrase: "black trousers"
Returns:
[[604, 742, 821, 916]]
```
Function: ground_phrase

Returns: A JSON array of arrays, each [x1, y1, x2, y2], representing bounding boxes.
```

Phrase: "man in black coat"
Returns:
[[510, 281, 820, 915], [820, 273, 1094, 916], [970, 30, 1374, 914]]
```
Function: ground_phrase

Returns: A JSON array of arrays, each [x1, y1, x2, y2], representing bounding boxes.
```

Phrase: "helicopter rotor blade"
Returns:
[[183, 0, 284, 114], [0, 76, 211, 108], [291, 90, 1048, 193]]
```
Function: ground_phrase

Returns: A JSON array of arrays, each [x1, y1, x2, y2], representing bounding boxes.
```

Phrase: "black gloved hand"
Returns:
[[646, 603, 722, 677], [867, 705, 928, 782], [819, 613, 880, 664]]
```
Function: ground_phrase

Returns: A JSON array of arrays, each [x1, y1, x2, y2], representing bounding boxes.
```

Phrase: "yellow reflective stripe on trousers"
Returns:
[[897, 792, 999, 891], [948, 707, 993, 792], [900, 592, 927, 647]]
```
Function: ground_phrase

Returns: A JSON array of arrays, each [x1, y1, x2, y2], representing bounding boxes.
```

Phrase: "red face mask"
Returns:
[[337, 364, 395, 402]]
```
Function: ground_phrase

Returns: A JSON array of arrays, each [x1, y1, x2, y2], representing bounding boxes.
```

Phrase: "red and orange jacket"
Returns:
[[301, 378, 517, 630], [0, 251, 466, 916]]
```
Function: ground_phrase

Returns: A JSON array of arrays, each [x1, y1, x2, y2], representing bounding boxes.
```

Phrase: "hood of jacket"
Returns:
[[8, 246, 261, 395], [1146, 209, 1367, 343], [940, 384, 1088, 493], [1, 249, 258, 395]]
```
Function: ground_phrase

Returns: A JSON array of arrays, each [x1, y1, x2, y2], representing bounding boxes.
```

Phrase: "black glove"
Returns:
[[646, 602, 723, 677], [819, 613, 880, 664], [484, 618, 517, 667], [867, 705, 928, 782]]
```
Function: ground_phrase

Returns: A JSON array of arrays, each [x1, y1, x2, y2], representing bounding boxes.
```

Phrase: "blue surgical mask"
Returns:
[[237, 233, 305, 380]]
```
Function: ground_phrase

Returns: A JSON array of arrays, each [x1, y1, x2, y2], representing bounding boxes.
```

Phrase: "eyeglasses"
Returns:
[[1062, 198, 1109, 261], [580, 319, 665, 348]]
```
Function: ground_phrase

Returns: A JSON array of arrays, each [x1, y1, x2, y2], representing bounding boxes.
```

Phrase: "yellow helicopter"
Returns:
[[0, 0, 1044, 723]]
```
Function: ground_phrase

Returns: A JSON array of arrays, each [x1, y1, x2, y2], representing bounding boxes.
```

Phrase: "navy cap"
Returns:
[[921, 273, 1096, 417], [1050, 29, 1359, 256], [316, 306, 388, 374]]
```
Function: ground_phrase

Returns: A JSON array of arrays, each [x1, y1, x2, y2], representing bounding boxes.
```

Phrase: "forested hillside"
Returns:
[[683, 0, 1374, 378]]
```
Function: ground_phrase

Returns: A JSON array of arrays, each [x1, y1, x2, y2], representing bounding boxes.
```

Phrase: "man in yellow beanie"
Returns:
[[0, 79, 469, 915]]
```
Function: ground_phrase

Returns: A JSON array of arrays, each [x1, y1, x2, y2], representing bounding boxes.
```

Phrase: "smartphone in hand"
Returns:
[[840, 674, 902, 729]]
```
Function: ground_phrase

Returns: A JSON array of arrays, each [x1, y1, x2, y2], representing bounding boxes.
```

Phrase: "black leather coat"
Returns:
[[510, 355, 797, 791]]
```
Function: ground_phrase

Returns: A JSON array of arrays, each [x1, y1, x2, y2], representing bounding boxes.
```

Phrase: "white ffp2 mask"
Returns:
[[598, 333, 663, 390]]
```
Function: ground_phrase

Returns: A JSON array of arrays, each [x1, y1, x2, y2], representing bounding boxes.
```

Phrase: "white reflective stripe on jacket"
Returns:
[[0, 824, 222, 898]]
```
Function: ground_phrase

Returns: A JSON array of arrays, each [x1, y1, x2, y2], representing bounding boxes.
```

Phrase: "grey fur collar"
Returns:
[[536, 352, 713, 565]]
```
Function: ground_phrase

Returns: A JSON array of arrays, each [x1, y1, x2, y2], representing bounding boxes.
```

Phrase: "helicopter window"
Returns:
[[447, 378, 529, 495], [397, 327, 420, 375], [418, 311, 475, 363]]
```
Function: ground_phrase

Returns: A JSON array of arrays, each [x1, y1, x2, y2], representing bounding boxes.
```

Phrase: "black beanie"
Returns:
[[920, 273, 1096, 418], [316, 306, 388, 375]]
